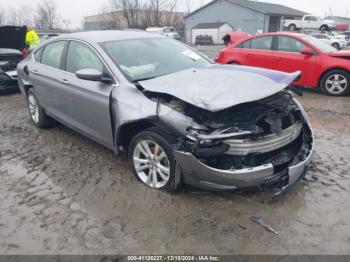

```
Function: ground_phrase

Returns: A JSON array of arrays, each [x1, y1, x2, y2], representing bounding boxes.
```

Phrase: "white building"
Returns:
[[191, 22, 234, 44]]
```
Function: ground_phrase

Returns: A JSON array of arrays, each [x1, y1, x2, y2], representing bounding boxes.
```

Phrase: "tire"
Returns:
[[320, 69, 350, 96], [228, 62, 239, 65], [288, 24, 297, 31], [26, 88, 54, 128], [320, 25, 329, 32], [128, 129, 177, 192], [331, 43, 340, 50]]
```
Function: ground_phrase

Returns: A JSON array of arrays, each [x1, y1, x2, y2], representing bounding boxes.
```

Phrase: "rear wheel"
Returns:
[[320, 25, 329, 32], [331, 42, 340, 50], [128, 129, 176, 192], [321, 70, 350, 96], [27, 88, 54, 128], [288, 24, 297, 31]]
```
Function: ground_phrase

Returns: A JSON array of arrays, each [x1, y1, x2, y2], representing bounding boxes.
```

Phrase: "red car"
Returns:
[[216, 32, 350, 96]]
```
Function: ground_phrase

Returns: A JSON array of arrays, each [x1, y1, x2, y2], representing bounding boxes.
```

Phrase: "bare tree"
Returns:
[[163, 0, 178, 25], [6, 7, 24, 26], [109, 0, 141, 28], [0, 8, 6, 25], [34, 0, 60, 29], [149, 0, 166, 26], [184, 0, 193, 14]]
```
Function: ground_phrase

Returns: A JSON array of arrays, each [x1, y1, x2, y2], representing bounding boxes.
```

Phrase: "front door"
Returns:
[[56, 40, 115, 148], [274, 36, 318, 86]]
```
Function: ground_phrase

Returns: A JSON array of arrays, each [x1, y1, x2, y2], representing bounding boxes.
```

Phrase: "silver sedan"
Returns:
[[17, 31, 314, 198]]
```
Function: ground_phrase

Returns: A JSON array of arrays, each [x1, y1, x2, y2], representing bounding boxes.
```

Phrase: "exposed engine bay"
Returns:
[[144, 89, 312, 189], [0, 52, 22, 72]]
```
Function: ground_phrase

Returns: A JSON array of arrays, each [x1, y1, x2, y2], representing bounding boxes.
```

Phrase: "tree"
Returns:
[[0, 8, 6, 25], [34, 0, 60, 29], [184, 0, 194, 14], [109, 0, 141, 28]]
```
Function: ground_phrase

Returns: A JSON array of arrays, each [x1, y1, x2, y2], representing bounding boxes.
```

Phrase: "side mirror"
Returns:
[[300, 47, 314, 56], [75, 68, 113, 84], [76, 68, 102, 81]]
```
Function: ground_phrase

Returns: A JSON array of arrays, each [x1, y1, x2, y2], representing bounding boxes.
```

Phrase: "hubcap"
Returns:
[[28, 94, 39, 123], [132, 140, 170, 188], [325, 74, 348, 94]]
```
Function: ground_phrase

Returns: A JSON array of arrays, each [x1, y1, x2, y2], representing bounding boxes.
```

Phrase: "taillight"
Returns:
[[22, 48, 30, 59]]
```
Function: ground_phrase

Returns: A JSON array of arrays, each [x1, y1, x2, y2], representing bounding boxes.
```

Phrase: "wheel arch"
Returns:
[[318, 67, 350, 87]]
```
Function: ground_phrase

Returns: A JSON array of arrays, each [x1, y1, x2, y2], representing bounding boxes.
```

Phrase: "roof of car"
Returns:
[[246, 32, 308, 38], [53, 30, 163, 43]]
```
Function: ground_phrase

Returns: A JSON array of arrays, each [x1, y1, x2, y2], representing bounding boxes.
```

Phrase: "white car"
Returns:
[[284, 15, 336, 31], [310, 33, 347, 50], [146, 27, 180, 39]]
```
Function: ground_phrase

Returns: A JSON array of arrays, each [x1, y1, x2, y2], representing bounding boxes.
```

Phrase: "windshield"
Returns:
[[101, 38, 211, 82], [300, 35, 337, 53]]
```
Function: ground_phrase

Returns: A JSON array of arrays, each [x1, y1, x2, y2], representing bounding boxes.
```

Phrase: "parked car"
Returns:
[[284, 15, 336, 32], [146, 27, 180, 39], [0, 25, 28, 94], [337, 31, 350, 44], [216, 32, 350, 96], [17, 31, 314, 198], [310, 33, 347, 50]]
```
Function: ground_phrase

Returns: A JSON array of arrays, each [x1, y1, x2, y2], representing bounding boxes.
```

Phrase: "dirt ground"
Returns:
[[1, 50, 350, 255]]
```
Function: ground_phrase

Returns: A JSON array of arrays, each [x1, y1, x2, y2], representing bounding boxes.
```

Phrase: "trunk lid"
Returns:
[[139, 64, 300, 112], [0, 26, 27, 51]]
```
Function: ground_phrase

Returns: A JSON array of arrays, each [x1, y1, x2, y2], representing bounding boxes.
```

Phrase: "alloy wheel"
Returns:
[[28, 93, 39, 124], [132, 139, 170, 188], [325, 74, 348, 95]]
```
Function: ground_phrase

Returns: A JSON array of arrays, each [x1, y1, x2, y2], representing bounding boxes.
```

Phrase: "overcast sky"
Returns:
[[0, 0, 349, 28]]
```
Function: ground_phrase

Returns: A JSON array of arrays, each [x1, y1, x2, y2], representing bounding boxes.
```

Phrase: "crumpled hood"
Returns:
[[0, 26, 27, 50], [139, 64, 300, 112]]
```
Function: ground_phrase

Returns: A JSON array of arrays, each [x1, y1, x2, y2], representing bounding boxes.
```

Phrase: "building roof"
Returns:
[[185, 0, 309, 18], [192, 22, 232, 29]]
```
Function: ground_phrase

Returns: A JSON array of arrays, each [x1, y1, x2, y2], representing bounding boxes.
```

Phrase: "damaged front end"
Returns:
[[0, 49, 22, 93], [137, 66, 314, 196]]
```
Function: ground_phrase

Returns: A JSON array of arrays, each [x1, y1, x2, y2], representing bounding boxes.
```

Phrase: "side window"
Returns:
[[250, 36, 273, 50], [66, 41, 104, 74], [277, 36, 307, 53], [34, 47, 44, 62], [41, 41, 66, 69], [239, 40, 251, 48]]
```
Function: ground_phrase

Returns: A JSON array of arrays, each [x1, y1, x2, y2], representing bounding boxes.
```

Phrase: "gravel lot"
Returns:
[[0, 46, 350, 255]]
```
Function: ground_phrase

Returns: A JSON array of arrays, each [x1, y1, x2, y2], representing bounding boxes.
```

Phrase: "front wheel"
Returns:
[[128, 129, 176, 192], [321, 70, 350, 96]]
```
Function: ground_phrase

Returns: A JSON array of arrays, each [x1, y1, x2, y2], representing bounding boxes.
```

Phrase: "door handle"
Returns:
[[33, 70, 39, 75], [60, 79, 70, 85]]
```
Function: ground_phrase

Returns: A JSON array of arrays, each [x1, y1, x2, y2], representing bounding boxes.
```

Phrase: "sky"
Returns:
[[0, 0, 349, 28]]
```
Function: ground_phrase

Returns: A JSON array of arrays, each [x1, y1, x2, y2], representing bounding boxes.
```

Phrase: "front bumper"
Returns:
[[174, 125, 314, 193]]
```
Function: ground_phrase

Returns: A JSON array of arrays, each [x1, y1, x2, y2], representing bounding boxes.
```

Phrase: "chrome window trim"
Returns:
[[33, 38, 120, 87]]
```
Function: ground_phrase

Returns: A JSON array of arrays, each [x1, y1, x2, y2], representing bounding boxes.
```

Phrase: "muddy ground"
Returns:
[[1, 50, 350, 255]]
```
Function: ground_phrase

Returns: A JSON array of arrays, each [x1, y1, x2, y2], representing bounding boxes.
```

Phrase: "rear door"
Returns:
[[30, 40, 68, 110], [274, 36, 318, 86], [235, 36, 276, 69]]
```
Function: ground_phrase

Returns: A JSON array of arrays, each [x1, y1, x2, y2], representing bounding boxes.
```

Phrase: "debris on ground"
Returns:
[[250, 216, 278, 235]]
